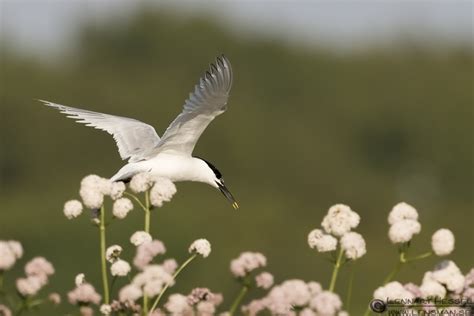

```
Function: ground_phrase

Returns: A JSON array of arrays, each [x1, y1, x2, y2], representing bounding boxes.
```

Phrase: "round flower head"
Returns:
[[112, 198, 133, 219], [75, 273, 85, 287], [150, 177, 177, 207], [307, 229, 338, 252], [431, 229, 455, 256], [80, 306, 94, 316], [110, 181, 126, 200], [106, 245, 122, 263], [165, 294, 192, 315], [321, 204, 360, 237], [48, 293, 61, 305], [242, 299, 267, 316], [119, 284, 142, 302], [0, 241, 18, 271], [373, 281, 414, 302], [63, 200, 83, 219], [388, 219, 421, 244], [300, 308, 316, 316], [420, 278, 446, 298], [0, 304, 12, 316], [79, 174, 110, 209], [16, 276, 43, 296], [431, 260, 465, 293], [25, 257, 55, 278], [255, 272, 274, 289], [340, 232, 367, 260], [230, 252, 267, 277], [132, 265, 174, 297], [68, 283, 102, 305], [129, 172, 152, 193], [388, 202, 419, 225], [7, 241, 23, 259], [162, 259, 178, 274], [111, 259, 131, 277], [100, 304, 112, 315], [133, 239, 166, 270], [189, 239, 211, 258], [130, 231, 152, 246], [309, 291, 342, 316]]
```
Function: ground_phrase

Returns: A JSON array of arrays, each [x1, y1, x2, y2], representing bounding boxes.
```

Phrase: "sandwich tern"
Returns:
[[40, 55, 238, 209]]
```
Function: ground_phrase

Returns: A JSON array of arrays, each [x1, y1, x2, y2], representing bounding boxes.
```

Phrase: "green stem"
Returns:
[[149, 254, 198, 315], [228, 285, 249, 316], [144, 190, 150, 233], [124, 192, 148, 212], [383, 251, 406, 284], [99, 205, 110, 304], [143, 295, 149, 316], [329, 246, 344, 292], [405, 251, 432, 263]]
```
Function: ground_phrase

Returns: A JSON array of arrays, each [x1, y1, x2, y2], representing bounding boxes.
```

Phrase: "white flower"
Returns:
[[373, 281, 414, 302], [431, 229, 455, 256], [133, 265, 174, 297], [420, 278, 446, 298], [130, 231, 152, 246], [111, 259, 131, 277], [80, 175, 110, 209], [63, 200, 83, 219], [431, 261, 465, 293], [25, 257, 55, 278], [79, 186, 104, 209], [321, 204, 360, 237], [230, 252, 267, 277], [16, 276, 43, 296], [307, 229, 338, 252], [255, 272, 274, 289], [110, 182, 126, 200], [165, 294, 192, 314], [100, 304, 112, 315], [119, 284, 142, 302], [129, 172, 152, 193], [388, 202, 419, 225], [0, 241, 17, 270], [133, 240, 167, 270], [150, 177, 177, 207], [75, 273, 86, 287], [67, 282, 101, 305], [112, 198, 133, 219], [189, 239, 211, 258], [388, 219, 421, 243], [7, 241, 23, 259], [309, 291, 342, 315], [105, 245, 122, 263], [162, 259, 178, 274], [340, 232, 367, 260]]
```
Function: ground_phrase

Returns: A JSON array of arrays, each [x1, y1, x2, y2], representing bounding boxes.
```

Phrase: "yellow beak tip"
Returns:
[[232, 202, 239, 210]]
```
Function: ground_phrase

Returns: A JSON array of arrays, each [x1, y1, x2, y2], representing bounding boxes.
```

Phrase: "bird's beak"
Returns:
[[217, 182, 239, 210]]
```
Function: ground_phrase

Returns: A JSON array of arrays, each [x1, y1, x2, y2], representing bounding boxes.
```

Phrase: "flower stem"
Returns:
[[124, 192, 147, 212], [228, 285, 249, 316], [149, 254, 198, 315], [405, 251, 432, 263], [329, 246, 344, 292], [99, 205, 110, 304], [383, 251, 406, 284], [144, 190, 150, 233]]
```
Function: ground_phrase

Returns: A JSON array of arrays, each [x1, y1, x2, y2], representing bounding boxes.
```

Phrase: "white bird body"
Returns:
[[41, 55, 237, 208], [111, 154, 216, 187]]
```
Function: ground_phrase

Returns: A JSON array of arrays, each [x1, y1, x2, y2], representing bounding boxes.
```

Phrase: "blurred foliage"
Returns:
[[1, 7, 473, 315]]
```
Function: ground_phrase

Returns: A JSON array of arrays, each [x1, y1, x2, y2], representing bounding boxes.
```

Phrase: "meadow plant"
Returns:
[[0, 174, 472, 315]]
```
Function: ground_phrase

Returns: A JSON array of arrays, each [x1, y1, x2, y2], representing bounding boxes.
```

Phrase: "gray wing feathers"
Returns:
[[156, 55, 233, 155], [40, 100, 160, 162]]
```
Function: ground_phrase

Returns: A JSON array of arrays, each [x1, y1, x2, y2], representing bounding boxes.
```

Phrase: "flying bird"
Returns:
[[40, 55, 238, 209]]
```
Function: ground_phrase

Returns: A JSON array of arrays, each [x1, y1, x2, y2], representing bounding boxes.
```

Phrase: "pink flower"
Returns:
[[68, 283, 101, 305], [133, 240, 166, 270], [255, 272, 274, 289], [230, 252, 267, 277]]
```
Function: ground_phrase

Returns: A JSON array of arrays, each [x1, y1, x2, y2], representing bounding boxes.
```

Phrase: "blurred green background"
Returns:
[[1, 2, 473, 315]]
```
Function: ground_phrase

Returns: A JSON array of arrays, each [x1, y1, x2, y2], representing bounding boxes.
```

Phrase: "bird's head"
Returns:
[[195, 157, 239, 210]]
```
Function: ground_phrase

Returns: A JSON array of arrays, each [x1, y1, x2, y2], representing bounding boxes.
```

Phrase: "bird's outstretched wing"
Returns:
[[154, 55, 233, 155], [40, 100, 160, 162]]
